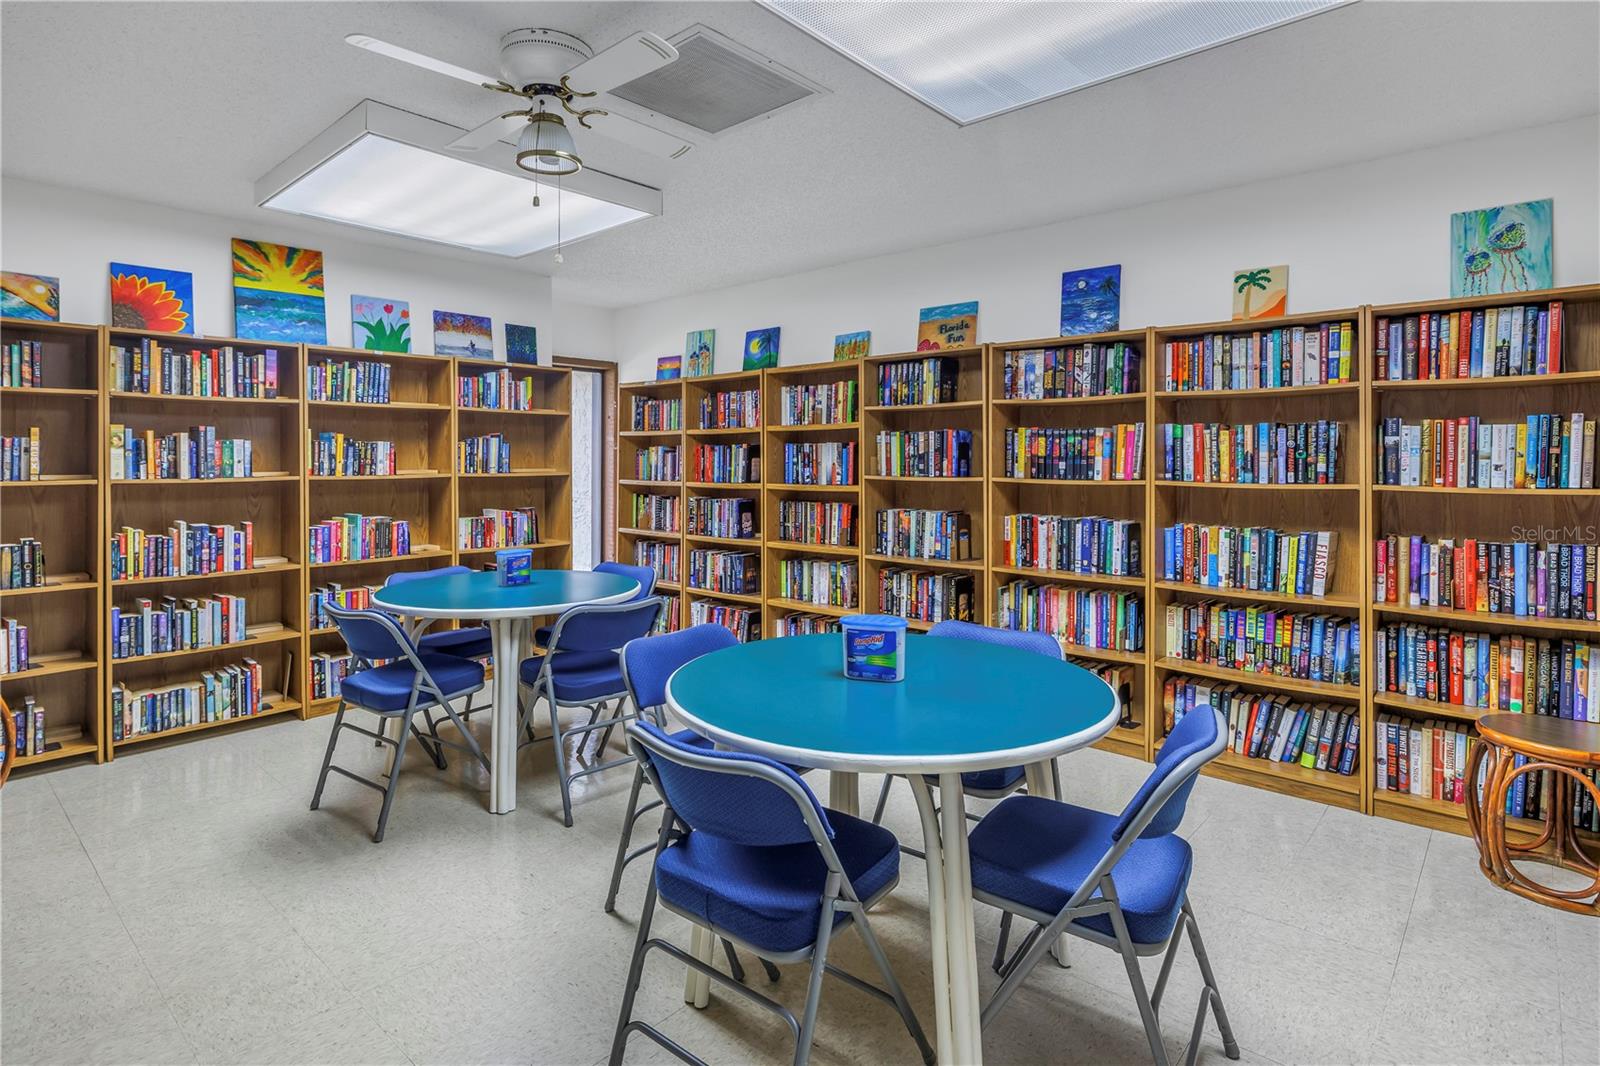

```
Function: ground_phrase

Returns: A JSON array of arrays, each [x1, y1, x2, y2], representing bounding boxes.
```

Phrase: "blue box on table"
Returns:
[[495, 548, 533, 586]]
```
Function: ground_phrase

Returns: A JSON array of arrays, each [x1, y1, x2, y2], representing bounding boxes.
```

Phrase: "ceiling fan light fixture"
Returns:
[[516, 111, 581, 176]]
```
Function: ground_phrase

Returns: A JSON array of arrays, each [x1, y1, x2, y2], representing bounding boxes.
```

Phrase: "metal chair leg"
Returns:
[[608, 816, 671, 1066], [547, 689, 576, 828], [1106, 889, 1170, 1066], [871, 774, 894, 825], [852, 906, 936, 1065], [310, 702, 346, 810], [372, 710, 415, 844], [793, 895, 838, 1066], [604, 763, 648, 913], [992, 911, 1013, 973], [760, 958, 782, 983], [721, 938, 746, 983], [1183, 900, 1240, 1062]]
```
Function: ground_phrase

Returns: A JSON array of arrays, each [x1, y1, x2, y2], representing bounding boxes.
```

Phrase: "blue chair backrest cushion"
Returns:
[[596, 560, 657, 601], [330, 606, 414, 665], [1111, 704, 1222, 841], [623, 624, 737, 710], [928, 619, 1063, 660], [552, 599, 663, 655], [632, 720, 831, 847], [384, 565, 472, 587]]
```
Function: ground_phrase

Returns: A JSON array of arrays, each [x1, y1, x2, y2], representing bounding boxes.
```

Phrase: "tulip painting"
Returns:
[[352, 295, 411, 352], [109, 263, 194, 334]]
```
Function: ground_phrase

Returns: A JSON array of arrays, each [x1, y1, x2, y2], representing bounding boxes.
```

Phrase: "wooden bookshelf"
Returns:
[[617, 378, 686, 633], [1, 318, 106, 768], [683, 370, 765, 641], [988, 329, 1151, 759], [1148, 309, 1368, 811]]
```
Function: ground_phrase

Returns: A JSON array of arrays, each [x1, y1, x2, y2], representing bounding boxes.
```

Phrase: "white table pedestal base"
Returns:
[[487, 617, 528, 815], [910, 773, 984, 1065]]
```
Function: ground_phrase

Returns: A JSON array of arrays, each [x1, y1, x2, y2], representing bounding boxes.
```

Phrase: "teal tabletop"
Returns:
[[370, 569, 640, 619], [665, 633, 1119, 773]]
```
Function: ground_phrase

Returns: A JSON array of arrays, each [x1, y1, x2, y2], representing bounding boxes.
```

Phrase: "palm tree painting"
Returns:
[[1450, 199, 1552, 297], [1231, 265, 1288, 321], [1059, 265, 1120, 335]]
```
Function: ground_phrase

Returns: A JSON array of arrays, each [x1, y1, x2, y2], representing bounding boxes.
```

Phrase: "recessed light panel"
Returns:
[[762, 0, 1347, 124]]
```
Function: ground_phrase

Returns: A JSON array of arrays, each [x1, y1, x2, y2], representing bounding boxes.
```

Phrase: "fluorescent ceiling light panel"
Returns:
[[762, 1, 1349, 124], [256, 101, 660, 257]]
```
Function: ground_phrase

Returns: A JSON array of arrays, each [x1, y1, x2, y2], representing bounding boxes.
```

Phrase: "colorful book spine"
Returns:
[[1162, 322, 1354, 392], [775, 500, 855, 547], [1002, 424, 1144, 481], [456, 507, 539, 550], [110, 521, 255, 581], [686, 496, 758, 539], [1002, 514, 1140, 577], [1000, 343, 1141, 400], [699, 389, 761, 429], [1377, 413, 1595, 489], [457, 433, 512, 474], [874, 508, 974, 561], [692, 443, 760, 483], [877, 568, 974, 623], [110, 342, 279, 398], [688, 599, 759, 642], [632, 539, 681, 585], [1374, 302, 1565, 381], [631, 396, 682, 431], [308, 359, 390, 403], [629, 493, 681, 533], [874, 430, 973, 478], [778, 558, 859, 608], [1159, 420, 1344, 484], [876, 357, 960, 406], [1372, 535, 1597, 621], [1163, 601, 1360, 687], [1164, 674, 1359, 776], [633, 446, 680, 481], [778, 380, 858, 425], [996, 582, 1143, 652], [1163, 524, 1339, 599], [458, 369, 536, 411], [782, 441, 856, 486]]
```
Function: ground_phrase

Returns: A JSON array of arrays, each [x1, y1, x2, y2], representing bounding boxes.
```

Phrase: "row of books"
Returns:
[[308, 359, 389, 404], [8, 697, 48, 759], [700, 389, 760, 430], [110, 594, 249, 660], [1158, 420, 1344, 485], [995, 582, 1143, 652], [778, 380, 857, 426], [1001, 514, 1141, 577], [307, 514, 412, 564], [875, 508, 974, 562], [1163, 675, 1360, 776], [109, 340, 280, 398], [692, 443, 759, 483], [1375, 624, 1600, 719], [632, 396, 682, 432], [1374, 301, 1564, 381], [0, 538, 45, 589], [782, 441, 855, 486], [109, 659, 267, 740], [0, 617, 29, 673], [1377, 414, 1595, 489], [630, 492, 680, 533], [687, 549, 759, 595], [1374, 535, 1596, 621], [1001, 424, 1144, 481], [1162, 524, 1339, 599], [1161, 321, 1356, 392], [1000, 343, 1141, 400], [878, 568, 974, 624], [0, 429, 39, 481], [877, 356, 961, 407], [111, 425, 253, 480], [775, 613, 842, 636], [632, 539, 680, 586], [873, 429, 974, 478], [687, 496, 757, 540], [777, 558, 859, 608], [457, 507, 539, 551], [633, 446, 679, 482], [458, 433, 511, 474], [776, 500, 856, 547], [308, 583, 377, 631], [1163, 602, 1360, 687], [2, 340, 43, 388], [654, 597, 681, 635], [111, 521, 256, 581], [311, 434, 396, 477], [459, 368, 539, 411], [1375, 716, 1474, 803], [311, 651, 356, 700], [689, 599, 758, 642]]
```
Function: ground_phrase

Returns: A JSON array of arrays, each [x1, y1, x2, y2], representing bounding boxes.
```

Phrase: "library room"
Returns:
[[2, 2, 1597, 1064]]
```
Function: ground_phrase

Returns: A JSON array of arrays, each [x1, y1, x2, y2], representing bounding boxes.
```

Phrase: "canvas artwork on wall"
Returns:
[[232, 238, 326, 343], [434, 310, 493, 359], [1060, 265, 1121, 335], [833, 331, 870, 361], [1231, 265, 1287, 320], [1, 271, 60, 321], [1450, 198, 1553, 297], [351, 295, 410, 352], [110, 262, 195, 335], [657, 355, 682, 379], [743, 327, 780, 370], [685, 329, 715, 377], [505, 323, 538, 365], [917, 301, 978, 350]]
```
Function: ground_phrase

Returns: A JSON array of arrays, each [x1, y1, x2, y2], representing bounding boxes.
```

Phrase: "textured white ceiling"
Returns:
[[2, 1, 1596, 309]]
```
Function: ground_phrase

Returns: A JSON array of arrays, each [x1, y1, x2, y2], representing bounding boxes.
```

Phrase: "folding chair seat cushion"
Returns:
[[340, 653, 486, 712], [418, 625, 492, 660], [918, 764, 1026, 794], [520, 651, 627, 701], [968, 795, 1193, 946], [657, 810, 900, 954]]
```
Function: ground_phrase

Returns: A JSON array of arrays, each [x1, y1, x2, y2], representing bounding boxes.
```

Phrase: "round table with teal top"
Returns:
[[371, 569, 640, 815], [665, 632, 1120, 1065]]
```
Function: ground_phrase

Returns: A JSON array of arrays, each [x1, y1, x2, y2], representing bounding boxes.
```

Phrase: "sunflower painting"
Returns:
[[109, 263, 194, 334], [351, 295, 410, 352], [1, 271, 60, 321], [232, 238, 327, 343]]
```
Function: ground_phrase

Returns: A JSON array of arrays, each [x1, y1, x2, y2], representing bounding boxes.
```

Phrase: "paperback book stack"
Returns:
[[308, 584, 378, 630], [311, 651, 357, 700], [878, 568, 973, 624], [995, 582, 1143, 652], [632, 540, 680, 585], [1375, 300, 1564, 380], [693, 443, 759, 483], [1163, 674, 1359, 777], [1377, 413, 1595, 489], [1164, 524, 1338, 598], [687, 496, 757, 539], [112, 521, 255, 580], [632, 395, 682, 431], [1002, 514, 1140, 577], [687, 549, 759, 595], [689, 599, 759, 642], [459, 368, 535, 410], [312, 433, 396, 477], [1159, 420, 1343, 484], [1162, 320, 1355, 391], [874, 508, 973, 561], [459, 433, 512, 474], [0, 617, 30, 673], [776, 614, 843, 636], [0, 428, 39, 481], [778, 558, 858, 608], [700, 389, 760, 429], [1071, 658, 1141, 730], [1002, 425, 1143, 481], [110, 659, 266, 740], [457, 507, 539, 550], [776, 500, 855, 547], [309, 359, 389, 403], [783, 441, 856, 486], [1374, 715, 1476, 806], [877, 357, 959, 406], [1164, 602, 1360, 687], [630, 493, 680, 533], [111, 593, 248, 659], [109, 340, 279, 398], [111, 425, 253, 480], [1001, 343, 1140, 400], [1375, 623, 1599, 719], [2, 339, 43, 387], [9, 697, 47, 758], [0, 538, 45, 589], [634, 446, 680, 481], [308, 514, 411, 563], [779, 380, 857, 425], [1375, 534, 1597, 620], [874, 429, 972, 478]]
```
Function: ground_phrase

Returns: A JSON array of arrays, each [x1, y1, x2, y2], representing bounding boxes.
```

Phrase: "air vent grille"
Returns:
[[610, 29, 816, 135]]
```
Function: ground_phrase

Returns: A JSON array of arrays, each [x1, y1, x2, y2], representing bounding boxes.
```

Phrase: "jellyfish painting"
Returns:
[[1450, 199, 1552, 296], [1489, 220, 1531, 290], [1461, 250, 1493, 296]]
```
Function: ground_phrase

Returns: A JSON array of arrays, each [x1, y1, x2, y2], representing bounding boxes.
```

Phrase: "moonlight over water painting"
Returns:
[[1060, 265, 1121, 335], [434, 310, 493, 359]]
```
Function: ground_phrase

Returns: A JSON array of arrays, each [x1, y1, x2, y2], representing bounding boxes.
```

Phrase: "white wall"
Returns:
[[612, 115, 1600, 380], [0, 178, 613, 359]]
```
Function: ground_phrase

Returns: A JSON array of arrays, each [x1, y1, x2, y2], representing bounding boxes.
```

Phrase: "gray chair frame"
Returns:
[[310, 604, 491, 843], [517, 597, 664, 827], [610, 724, 935, 1066], [979, 706, 1239, 1066], [602, 633, 676, 914]]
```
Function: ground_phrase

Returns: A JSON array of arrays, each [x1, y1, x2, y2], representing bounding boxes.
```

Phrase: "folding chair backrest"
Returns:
[[928, 619, 1063, 661], [384, 565, 472, 586], [628, 720, 831, 847], [1111, 703, 1226, 841], [326, 603, 419, 666], [549, 598, 664, 655], [621, 624, 738, 712], [596, 560, 657, 602]]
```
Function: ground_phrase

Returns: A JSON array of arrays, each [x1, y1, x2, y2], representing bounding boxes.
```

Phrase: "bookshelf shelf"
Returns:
[[684, 587, 763, 606], [992, 565, 1145, 590], [2, 654, 99, 680], [1159, 381, 1362, 400], [308, 548, 454, 571], [992, 476, 1146, 487], [113, 693, 300, 748], [863, 400, 986, 413], [620, 428, 683, 439], [458, 468, 571, 479], [991, 393, 1148, 408], [764, 539, 858, 557], [110, 627, 301, 667], [112, 562, 301, 587], [685, 480, 764, 490], [1372, 485, 1600, 497], [0, 385, 97, 399], [1156, 480, 1359, 492], [618, 479, 681, 488], [1371, 601, 1600, 635], [1371, 368, 1600, 391], [108, 392, 299, 408], [0, 476, 97, 488], [1152, 580, 1362, 611], [0, 577, 97, 598], [309, 471, 450, 482], [1371, 690, 1485, 723], [619, 378, 688, 633], [1152, 656, 1362, 700], [686, 533, 761, 547], [768, 421, 862, 433], [10, 728, 97, 769]]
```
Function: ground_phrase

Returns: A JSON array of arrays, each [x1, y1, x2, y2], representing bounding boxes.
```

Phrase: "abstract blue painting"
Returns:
[[1060, 265, 1121, 336], [743, 326, 780, 370], [505, 323, 538, 365], [1450, 199, 1553, 297]]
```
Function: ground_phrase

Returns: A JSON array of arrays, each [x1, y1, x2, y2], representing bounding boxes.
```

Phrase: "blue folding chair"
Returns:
[[610, 721, 934, 1066], [384, 565, 492, 661], [518, 597, 664, 827], [972, 703, 1238, 1066], [533, 561, 657, 649], [310, 604, 491, 843], [870, 620, 1062, 836]]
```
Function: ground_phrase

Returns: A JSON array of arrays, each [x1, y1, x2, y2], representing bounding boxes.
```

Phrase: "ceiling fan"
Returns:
[[345, 27, 689, 176]]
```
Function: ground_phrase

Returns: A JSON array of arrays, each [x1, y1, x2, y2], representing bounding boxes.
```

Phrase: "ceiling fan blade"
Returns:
[[446, 113, 527, 151], [345, 33, 501, 88], [563, 31, 677, 94], [590, 110, 694, 160]]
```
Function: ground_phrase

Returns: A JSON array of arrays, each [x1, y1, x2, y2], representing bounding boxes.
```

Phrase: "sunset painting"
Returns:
[[232, 238, 327, 343]]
